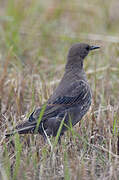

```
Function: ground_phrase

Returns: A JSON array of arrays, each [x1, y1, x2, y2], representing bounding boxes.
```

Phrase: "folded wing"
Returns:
[[6, 80, 92, 137]]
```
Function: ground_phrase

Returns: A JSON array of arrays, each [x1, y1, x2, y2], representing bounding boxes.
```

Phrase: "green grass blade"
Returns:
[[13, 133, 22, 180], [34, 103, 47, 133], [64, 150, 70, 180], [53, 114, 66, 147]]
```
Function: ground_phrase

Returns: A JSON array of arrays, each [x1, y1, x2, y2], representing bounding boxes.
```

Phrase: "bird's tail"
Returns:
[[5, 120, 36, 137]]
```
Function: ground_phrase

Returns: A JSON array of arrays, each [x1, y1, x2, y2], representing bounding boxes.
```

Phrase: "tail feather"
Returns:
[[5, 120, 36, 137]]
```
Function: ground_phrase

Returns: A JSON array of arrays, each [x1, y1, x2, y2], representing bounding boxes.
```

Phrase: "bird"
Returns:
[[6, 43, 100, 139]]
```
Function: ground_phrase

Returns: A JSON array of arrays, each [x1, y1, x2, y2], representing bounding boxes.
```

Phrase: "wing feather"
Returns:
[[29, 80, 92, 122]]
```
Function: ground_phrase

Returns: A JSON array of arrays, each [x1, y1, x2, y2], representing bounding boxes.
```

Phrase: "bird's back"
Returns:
[[48, 67, 87, 103]]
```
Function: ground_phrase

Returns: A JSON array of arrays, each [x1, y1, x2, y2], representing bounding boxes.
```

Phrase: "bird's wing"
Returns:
[[29, 80, 92, 122], [52, 80, 91, 105], [5, 80, 92, 136], [6, 80, 91, 136]]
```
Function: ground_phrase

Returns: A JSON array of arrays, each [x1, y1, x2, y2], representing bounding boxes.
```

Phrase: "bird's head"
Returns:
[[66, 43, 100, 70], [68, 43, 100, 60]]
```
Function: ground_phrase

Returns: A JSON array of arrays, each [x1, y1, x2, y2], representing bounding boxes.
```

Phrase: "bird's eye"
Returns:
[[86, 46, 90, 51]]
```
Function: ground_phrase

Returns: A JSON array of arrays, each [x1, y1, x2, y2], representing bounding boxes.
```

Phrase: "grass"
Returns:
[[0, 0, 119, 179]]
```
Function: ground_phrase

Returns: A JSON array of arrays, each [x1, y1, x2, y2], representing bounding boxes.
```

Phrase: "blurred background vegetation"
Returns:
[[0, 0, 119, 179]]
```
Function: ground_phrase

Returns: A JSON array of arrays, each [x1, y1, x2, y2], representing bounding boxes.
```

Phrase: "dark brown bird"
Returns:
[[6, 43, 100, 139]]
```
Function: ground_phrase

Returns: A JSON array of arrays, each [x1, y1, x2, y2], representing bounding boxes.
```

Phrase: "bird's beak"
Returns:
[[90, 46, 100, 51]]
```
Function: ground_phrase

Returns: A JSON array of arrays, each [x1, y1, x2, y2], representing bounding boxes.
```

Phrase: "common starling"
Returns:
[[6, 43, 100, 138]]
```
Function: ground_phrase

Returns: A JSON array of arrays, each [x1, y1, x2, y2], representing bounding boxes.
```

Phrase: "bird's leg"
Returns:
[[42, 133, 47, 143], [58, 136, 61, 144]]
